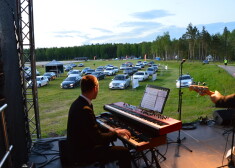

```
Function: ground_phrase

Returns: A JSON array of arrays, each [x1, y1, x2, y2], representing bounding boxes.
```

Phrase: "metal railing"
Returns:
[[0, 104, 13, 168]]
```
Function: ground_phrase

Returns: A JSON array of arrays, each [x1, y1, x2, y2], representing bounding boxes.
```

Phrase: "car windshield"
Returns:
[[147, 68, 153, 71], [114, 75, 125, 80], [135, 72, 144, 75], [179, 76, 191, 80], [43, 73, 51, 76], [71, 71, 80, 74], [106, 68, 113, 70], [65, 77, 76, 81], [36, 77, 42, 81]]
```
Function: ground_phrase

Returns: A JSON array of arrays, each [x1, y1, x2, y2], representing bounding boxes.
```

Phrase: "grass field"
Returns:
[[36, 60, 235, 137]]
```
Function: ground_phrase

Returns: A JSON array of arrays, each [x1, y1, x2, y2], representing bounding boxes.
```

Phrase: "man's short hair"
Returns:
[[81, 75, 98, 93]]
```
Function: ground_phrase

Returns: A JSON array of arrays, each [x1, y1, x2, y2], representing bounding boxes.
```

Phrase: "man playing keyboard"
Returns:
[[67, 75, 132, 168]]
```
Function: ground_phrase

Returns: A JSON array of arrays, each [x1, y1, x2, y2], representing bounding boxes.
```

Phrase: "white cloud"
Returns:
[[33, 0, 235, 48]]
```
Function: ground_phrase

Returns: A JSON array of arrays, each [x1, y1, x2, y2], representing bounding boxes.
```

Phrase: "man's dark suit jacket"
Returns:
[[67, 96, 118, 162], [215, 94, 235, 108]]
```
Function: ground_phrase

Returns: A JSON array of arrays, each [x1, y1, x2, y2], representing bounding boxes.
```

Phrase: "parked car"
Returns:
[[148, 61, 154, 66], [43, 72, 56, 81], [95, 67, 105, 72], [143, 61, 148, 65], [64, 65, 73, 71], [67, 70, 81, 76], [109, 74, 131, 89], [61, 76, 81, 89], [85, 69, 95, 75], [120, 64, 128, 70], [25, 68, 40, 79], [132, 67, 139, 73], [81, 67, 91, 75], [125, 62, 134, 67], [27, 76, 49, 88], [104, 67, 115, 76], [134, 64, 142, 70], [133, 71, 149, 81], [151, 64, 158, 72], [105, 64, 114, 69], [69, 63, 77, 67], [113, 66, 119, 73], [146, 67, 155, 76], [78, 63, 84, 67], [123, 67, 134, 75], [91, 72, 105, 80], [176, 74, 194, 88]]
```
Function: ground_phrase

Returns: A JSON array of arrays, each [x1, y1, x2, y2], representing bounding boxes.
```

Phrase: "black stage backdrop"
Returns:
[[0, 0, 28, 167]]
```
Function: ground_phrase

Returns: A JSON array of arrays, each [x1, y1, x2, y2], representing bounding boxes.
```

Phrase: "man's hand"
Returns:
[[114, 128, 131, 139], [210, 90, 223, 103]]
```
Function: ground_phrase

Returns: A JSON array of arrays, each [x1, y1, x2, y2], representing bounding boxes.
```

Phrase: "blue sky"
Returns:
[[33, 0, 235, 48]]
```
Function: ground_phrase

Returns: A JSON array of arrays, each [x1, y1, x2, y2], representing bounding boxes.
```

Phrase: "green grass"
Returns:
[[36, 60, 235, 137]]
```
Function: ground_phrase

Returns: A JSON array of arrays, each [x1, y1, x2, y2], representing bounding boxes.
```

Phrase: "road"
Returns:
[[218, 65, 235, 78]]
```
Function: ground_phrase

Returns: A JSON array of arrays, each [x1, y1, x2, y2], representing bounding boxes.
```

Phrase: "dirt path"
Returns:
[[218, 65, 235, 77]]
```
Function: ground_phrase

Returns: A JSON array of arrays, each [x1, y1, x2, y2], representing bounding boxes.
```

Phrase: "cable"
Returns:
[[29, 138, 63, 167]]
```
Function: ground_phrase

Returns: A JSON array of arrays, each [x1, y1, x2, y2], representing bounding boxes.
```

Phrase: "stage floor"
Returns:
[[29, 122, 233, 168]]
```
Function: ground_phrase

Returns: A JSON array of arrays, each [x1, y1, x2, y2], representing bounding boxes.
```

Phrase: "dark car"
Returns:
[[81, 67, 91, 75], [85, 69, 95, 75], [43, 72, 55, 81], [64, 65, 73, 71], [91, 72, 105, 80], [78, 63, 84, 67], [123, 67, 134, 76], [60, 76, 81, 89]]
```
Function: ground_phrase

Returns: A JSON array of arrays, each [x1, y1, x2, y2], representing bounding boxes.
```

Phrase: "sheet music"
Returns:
[[140, 86, 168, 113]]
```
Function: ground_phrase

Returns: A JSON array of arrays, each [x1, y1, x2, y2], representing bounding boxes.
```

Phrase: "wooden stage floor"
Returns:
[[29, 122, 234, 168]]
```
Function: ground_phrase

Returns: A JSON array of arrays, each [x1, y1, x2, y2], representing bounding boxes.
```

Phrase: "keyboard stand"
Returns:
[[121, 140, 164, 168]]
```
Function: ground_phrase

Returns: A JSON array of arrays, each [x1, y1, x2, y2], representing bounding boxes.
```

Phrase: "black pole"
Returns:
[[177, 59, 183, 142], [175, 59, 192, 152]]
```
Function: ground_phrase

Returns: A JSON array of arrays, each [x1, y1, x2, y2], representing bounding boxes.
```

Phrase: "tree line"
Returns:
[[35, 23, 235, 62]]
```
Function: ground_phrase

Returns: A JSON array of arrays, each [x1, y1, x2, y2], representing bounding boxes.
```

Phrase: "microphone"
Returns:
[[181, 59, 186, 64]]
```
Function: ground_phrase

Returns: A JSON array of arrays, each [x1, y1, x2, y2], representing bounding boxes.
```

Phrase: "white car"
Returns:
[[133, 71, 149, 81], [176, 75, 194, 88], [104, 67, 115, 76], [113, 66, 119, 73], [27, 76, 49, 88], [109, 74, 131, 89]]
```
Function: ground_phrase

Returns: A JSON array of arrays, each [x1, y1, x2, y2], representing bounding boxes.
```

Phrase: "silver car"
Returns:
[[109, 74, 131, 89], [146, 67, 155, 76], [176, 75, 193, 88]]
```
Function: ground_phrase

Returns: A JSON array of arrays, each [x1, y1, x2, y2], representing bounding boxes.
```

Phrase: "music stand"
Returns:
[[171, 59, 192, 155]]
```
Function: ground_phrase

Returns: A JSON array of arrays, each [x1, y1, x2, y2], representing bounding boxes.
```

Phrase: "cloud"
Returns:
[[131, 9, 173, 20], [92, 28, 113, 34], [52, 30, 88, 39]]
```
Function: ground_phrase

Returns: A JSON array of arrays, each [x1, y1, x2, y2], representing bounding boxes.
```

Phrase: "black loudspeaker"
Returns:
[[213, 109, 235, 125]]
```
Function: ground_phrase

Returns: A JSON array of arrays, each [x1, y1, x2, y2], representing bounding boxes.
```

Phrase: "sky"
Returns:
[[33, 0, 235, 48]]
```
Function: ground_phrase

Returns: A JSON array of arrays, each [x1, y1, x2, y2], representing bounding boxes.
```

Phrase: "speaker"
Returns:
[[213, 109, 235, 125]]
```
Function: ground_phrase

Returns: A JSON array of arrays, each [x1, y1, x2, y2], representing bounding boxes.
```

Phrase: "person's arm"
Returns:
[[210, 91, 235, 108]]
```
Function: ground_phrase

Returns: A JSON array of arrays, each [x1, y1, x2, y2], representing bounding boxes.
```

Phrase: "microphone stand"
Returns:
[[171, 59, 192, 156]]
